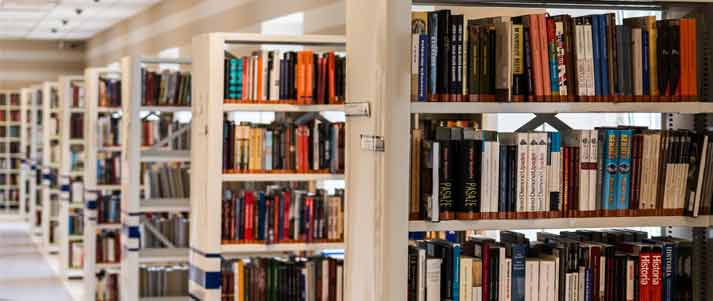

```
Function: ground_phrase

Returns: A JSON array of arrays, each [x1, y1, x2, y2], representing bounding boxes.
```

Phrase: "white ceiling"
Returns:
[[0, 0, 162, 40]]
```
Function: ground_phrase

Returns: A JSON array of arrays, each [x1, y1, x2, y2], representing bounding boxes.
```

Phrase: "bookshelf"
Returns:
[[83, 67, 123, 300], [57, 75, 86, 280], [0, 90, 22, 219], [41, 81, 60, 253], [27, 85, 44, 235], [119, 55, 193, 301], [189, 33, 347, 300], [19, 87, 34, 223], [343, 0, 713, 300]]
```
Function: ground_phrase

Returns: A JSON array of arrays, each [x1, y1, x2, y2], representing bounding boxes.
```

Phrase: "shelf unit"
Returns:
[[19, 87, 34, 223], [0, 90, 22, 219], [189, 33, 347, 300], [57, 75, 86, 279], [83, 67, 123, 299], [119, 56, 193, 301], [41, 81, 60, 253], [28, 85, 44, 235], [343, 0, 713, 300]]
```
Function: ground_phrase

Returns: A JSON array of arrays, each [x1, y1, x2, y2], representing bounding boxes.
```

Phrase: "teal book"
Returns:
[[616, 129, 633, 209], [601, 129, 619, 210], [452, 244, 461, 301]]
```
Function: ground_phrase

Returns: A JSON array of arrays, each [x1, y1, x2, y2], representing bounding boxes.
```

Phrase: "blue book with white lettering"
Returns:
[[511, 244, 527, 301], [642, 31, 650, 96], [616, 129, 632, 210], [418, 34, 430, 101], [601, 129, 619, 210], [452, 244, 461, 301]]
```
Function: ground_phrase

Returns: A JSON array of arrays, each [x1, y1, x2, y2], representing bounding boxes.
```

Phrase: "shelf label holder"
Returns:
[[345, 102, 370, 117]]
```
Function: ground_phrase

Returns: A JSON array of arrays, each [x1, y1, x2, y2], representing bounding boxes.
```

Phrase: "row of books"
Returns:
[[221, 256, 344, 301], [142, 116, 190, 149], [70, 147, 84, 173], [70, 113, 84, 139], [98, 78, 121, 107], [411, 11, 699, 102], [71, 81, 85, 108], [0, 127, 20, 138], [139, 264, 189, 298], [96, 272, 118, 301], [68, 214, 84, 235], [143, 164, 190, 199], [97, 152, 120, 185], [97, 193, 120, 224], [69, 240, 84, 269], [222, 119, 345, 174], [411, 123, 713, 220], [221, 187, 344, 244], [142, 213, 189, 249], [97, 115, 120, 147], [408, 229, 699, 301], [95, 230, 120, 264], [224, 51, 346, 104], [141, 68, 192, 106]]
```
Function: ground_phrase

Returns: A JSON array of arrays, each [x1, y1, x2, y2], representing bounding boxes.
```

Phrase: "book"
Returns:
[[141, 68, 191, 106]]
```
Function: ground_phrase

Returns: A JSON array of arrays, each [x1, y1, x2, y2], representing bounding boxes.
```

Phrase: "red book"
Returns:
[[274, 194, 280, 243], [244, 191, 254, 241], [650, 248, 662, 301], [538, 14, 551, 97], [328, 52, 336, 104], [639, 250, 651, 301], [242, 57, 249, 101], [283, 191, 291, 241], [481, 243, 490, 301], [529, 15, 544, 98], [591, 246, 602, 301], [307, 197, 315, 242]]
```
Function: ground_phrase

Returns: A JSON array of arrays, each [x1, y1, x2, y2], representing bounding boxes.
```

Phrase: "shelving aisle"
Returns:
[[189, 33, 348, 300], [41, 81, 61, 254], [83, 67, 122, 300], [0, 90, 22, 220], [119, 56, 192, 301], [57, 75, 86, 280]]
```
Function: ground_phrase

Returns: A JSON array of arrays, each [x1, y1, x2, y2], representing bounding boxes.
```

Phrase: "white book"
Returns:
[[499, 248, 507, 300], [626, 259, 635, 301], [554, 256, 560, 301], [461, 257, 473, 301], [600, 256, 606, 298], [588, 130, 598, 211], [539, 259, 556, 301], [639, 133, 651, 208], [577, 130, 590, 211], [106, 238, 115, 262], [632, 28, 643, 96], [534, 133, 547, 212], [491, 137, 501, 212], [337, 265, 343, 301], [692, 135, 708, 216], [431, 142, 440, 221], [426, 258, 442, 301], [504, 258, 512, 301], [583, 24, 595, 96], [516, 133, 529, 212], [525, 259, 540, 301], [305, 262, 315, 301], [418, 248, 426, 301], [322, 260, 329, 301], [555, 21, 567, 95], [252, 56, 259, 100], [270, 51, 281, 100], [565, 273, 578, 301], [575, 25, 587, 96], [71, 181, 83, 203], [481, 137, 490, 213], [473, 287, 482, 301], [578, 267, 585, 301], [261, 51, 269, 100]]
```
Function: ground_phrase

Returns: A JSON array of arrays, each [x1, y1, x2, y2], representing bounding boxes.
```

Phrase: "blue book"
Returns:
[[548, 132, 561, 210], [642, 31, 650, 96], [585, 268, 593, 301], [511, 244, 527, 301], [258, 192, 265, 240], [598, 15, 609, 96], [428, 13, 439, 98], [417, 34, 430, 101], [548, 25, 559, 96], [616, 129, 633, 210], [452, 244, 461, 301], [591, 16, 602, 96], [662, 243, 675, 301], [498, 145, 509, 212], [601, 129, 619, 210]]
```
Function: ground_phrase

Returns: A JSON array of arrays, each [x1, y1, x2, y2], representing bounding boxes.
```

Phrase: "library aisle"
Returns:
[[0, 222, 78, 301]]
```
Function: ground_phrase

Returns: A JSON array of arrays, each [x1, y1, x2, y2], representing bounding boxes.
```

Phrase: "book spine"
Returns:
[[547, 17, 560, 96], [602, 129, 618, 210], [555, 20, 567, 96], [418, 35, 430, 102], [617, 130, 633, 210], [642, 31, 650, 96], [599, 15, 610, 97], [591, 16, 602, 97]]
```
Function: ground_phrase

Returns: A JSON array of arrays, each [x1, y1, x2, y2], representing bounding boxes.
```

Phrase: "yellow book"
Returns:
[[646, 16, 658, 97]]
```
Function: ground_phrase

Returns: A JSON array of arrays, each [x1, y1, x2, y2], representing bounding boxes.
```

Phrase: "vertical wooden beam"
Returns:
[[344, 0, 411, 300]]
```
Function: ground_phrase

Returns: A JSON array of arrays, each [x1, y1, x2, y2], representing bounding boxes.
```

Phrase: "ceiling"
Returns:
[[0, 0, 161, 40]]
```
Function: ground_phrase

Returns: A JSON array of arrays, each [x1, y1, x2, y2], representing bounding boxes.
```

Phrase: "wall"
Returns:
[[86, 0, 347, 66], [0, 40, 85, 90]]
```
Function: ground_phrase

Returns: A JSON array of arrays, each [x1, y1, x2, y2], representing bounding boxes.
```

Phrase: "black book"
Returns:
[[436, 126, 455, 218], [450, 14, 464, 98], [459, 128, 480, 215]]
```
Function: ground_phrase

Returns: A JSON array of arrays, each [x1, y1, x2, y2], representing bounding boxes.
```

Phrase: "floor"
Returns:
[[0, 222, 82, 301]]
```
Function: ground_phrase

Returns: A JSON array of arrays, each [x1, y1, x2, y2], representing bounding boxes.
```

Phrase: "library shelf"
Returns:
[[96, 223, 122, 230], [139, 105, 191, 112], [69, 108, 84, 113], [96, 262, 121, 269], [41, 81, 60, 253], [68, 138, 84, 145], [223, 103, 345, 112], [139, 198, 190, 213], [138, 248, 190, 263], [97, 146, 121, 152], [66, 269, 83, 279], [408, 215, 713, 232], [222, 173, 345, 182], [97, 107, 121, 113], [220, 242, 344, 257], [68, 235, 83, 241], [410, 101, 713, 114], [139, 297, 192, 301], [140, 149, 190, 162], [68, 202, 83, 209], [95, 184, 122, 190], [47, 244, 59, 254]]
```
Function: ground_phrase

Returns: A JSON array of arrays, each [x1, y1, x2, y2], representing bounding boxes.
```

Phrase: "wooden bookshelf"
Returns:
[[190, 33, 347, 300], [344, 1, 713, 300], [41, 81, 60, 253], [57, 75, 85, 280], [120, 56, 193, 301]]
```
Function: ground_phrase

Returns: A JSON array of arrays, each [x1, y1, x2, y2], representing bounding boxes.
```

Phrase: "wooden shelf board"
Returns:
[[221, 242, 344, 256], [140, 106, 191, 112], [223, 103, 345, 112], [139, 297, 191, 301], [96, 262, 121, 269], [410, 102, 713, 114], [408, 215, 713, 232], [139, 198, 190, 212], [222, 173, 344, 182], [140, 149, 190, 162], [138, 248, 189, 263]]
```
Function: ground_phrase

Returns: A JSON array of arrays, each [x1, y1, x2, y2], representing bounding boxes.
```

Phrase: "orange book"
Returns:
[[538, 14, 551, 97], [305, 51, 315, 104], [242, 57, 249, 101], [689, 18, 697, 97], [529, 15, 544, 98], [679, 19, 688, 97], [257, 54, 264, 101], [328, 52, 336, 104], [296, 52, 305, 104]]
